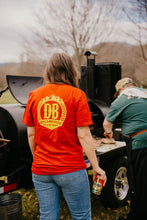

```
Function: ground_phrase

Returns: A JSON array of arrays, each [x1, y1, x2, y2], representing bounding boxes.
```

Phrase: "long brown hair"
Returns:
[[44, 53, 79, 88]]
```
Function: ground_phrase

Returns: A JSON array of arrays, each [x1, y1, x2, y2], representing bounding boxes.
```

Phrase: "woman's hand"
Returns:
[[93, 167, 107, 186]]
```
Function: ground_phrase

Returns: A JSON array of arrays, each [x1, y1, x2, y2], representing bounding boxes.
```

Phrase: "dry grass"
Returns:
[[14, 187, 130, 220], [0, 89, 17, 104]]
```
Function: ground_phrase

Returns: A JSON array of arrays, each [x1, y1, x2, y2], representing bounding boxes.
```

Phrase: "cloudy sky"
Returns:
[[0, 0, 146, 63], [0, 0, 41, 63]]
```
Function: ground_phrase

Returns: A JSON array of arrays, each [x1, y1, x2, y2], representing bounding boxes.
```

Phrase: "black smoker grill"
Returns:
[[80, 51, 121, 137], [0, 76, 43, 191]]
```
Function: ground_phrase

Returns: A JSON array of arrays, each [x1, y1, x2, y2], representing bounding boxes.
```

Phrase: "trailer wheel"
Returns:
[[100, 157, 129, 208]]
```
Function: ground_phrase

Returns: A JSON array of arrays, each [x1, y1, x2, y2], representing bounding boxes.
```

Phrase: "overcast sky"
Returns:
[[0, 0, 146, 63], [0, 0, 41, 63]]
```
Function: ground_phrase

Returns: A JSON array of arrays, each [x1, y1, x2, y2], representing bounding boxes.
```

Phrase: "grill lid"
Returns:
[[6, 75, 43, 105]]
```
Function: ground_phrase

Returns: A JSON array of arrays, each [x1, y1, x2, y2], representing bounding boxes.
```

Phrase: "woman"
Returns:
[[23, 52, 107, 220]]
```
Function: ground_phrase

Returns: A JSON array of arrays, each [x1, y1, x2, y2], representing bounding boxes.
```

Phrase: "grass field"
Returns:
[[0, 90, 130, 219], [0, 89, 17, 104], [15, 187, 129, 220]]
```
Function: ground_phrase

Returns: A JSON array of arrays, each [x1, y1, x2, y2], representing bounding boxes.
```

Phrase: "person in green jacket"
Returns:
[[103, 77, 147, 220]]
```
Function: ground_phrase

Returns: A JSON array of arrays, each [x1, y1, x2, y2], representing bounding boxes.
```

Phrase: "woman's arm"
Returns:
[[77, 126, 107, 185], [27, 126, 36, 157]]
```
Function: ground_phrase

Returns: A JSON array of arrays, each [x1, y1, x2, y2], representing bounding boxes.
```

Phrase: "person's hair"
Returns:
[[44, 52, 79, 88]]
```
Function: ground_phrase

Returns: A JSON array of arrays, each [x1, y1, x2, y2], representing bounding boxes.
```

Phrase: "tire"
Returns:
[[100, 157, 129, 208]]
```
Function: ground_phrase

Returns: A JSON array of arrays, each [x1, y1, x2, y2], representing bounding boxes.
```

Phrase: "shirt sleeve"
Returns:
[[22, 92, 35, 127], [75, 90, 93, 127], [106, 96, 126, 124]]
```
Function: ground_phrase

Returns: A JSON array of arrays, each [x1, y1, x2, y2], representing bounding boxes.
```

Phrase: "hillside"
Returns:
[[92, 42, 147, 86], [0, 42, 147, 88], [0, 62, 45, 88]]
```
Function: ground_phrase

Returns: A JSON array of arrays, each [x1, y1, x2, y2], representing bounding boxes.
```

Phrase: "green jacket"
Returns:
[[106, 88, 147, 150]]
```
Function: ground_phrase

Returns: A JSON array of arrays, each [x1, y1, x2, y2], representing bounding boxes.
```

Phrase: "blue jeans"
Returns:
[[32, 169, 91, 220]]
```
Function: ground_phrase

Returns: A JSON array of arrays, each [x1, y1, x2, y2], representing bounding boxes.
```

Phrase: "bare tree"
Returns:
[[23, 0, 116, 77], [120, 0, 147, 62]]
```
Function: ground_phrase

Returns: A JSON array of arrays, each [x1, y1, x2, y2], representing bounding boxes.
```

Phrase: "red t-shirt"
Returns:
[[22, 83, 93, 175]]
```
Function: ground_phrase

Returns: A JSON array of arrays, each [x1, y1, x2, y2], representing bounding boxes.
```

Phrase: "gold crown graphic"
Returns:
[[37, 95, 67, 130]]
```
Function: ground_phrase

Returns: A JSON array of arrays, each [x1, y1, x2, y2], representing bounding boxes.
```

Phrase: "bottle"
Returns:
[[92, 176, 104, 195]]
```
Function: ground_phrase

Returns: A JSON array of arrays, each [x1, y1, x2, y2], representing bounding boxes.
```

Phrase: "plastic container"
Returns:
[[0, 193, 22, 220]]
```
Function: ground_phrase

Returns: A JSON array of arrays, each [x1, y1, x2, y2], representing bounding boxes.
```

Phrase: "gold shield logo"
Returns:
[[37, 95, 67, 130]]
